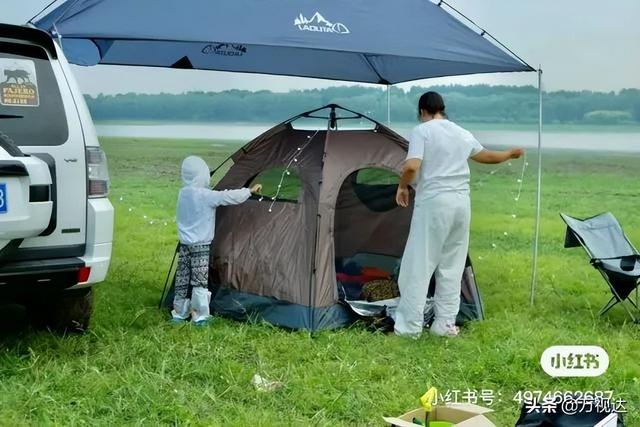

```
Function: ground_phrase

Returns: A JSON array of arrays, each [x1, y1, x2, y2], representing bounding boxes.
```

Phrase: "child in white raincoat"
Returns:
[[172, 155, 261, 325], [394, 92, 523, 338]]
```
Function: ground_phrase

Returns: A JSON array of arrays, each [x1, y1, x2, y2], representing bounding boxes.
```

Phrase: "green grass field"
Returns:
[[1, 136, 639, 426]]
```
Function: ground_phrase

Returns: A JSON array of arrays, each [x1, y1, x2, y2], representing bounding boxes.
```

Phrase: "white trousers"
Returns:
[[394, 192, 471, 337]]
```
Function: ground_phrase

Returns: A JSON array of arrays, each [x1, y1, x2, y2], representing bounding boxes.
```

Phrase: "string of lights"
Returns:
[[258, 130, 320, 212], [479, 154, 529, 260]]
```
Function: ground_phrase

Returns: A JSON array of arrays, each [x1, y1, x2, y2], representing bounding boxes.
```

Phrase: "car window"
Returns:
[[0, 41, 68, 146]]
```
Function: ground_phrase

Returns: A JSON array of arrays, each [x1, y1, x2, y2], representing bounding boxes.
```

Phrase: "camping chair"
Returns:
[[560, 212, 640, 322]]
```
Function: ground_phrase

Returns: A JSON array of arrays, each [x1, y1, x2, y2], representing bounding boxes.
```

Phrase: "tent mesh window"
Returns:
[[247, 167, 301, 202], [351, 167, 400, 212]]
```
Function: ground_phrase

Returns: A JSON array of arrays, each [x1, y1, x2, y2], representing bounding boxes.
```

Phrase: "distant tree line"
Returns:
[[84, 85, 640, 125]]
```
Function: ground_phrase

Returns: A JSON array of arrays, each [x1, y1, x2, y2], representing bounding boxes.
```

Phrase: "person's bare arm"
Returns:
[[471, 148, 524, 164], [396, 158, 422, 207]]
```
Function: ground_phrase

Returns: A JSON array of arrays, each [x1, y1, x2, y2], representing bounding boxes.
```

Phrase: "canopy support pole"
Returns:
[[530, 67, 543, 305], [386, 85, 391, 126]]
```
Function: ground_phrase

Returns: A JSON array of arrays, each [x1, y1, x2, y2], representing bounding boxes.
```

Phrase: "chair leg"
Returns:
[[595, 269, 640, 322], [625, 296, 640, 323], [619, 300, 639, 323], [607, 294, 640, 323], [599, 297, 618, 316]]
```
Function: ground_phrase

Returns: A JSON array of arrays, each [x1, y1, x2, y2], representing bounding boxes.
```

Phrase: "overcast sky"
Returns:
[[2, 0, 639, 95]]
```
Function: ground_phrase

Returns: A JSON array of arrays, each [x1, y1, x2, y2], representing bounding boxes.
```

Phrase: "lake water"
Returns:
[[95, 123, 640, 153]]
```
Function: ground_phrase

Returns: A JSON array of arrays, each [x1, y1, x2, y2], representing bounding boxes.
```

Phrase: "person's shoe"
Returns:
[[429, 319, 460, 337], [370, 315, 395, 334], [170, 317, 189, 325], [192, 316, 214, 327], [393, 330, 421, 340]]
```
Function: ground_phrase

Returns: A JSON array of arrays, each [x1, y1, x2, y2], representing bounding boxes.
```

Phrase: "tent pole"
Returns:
[[386, 85, 391, 126], [530, 67, 543, 306]]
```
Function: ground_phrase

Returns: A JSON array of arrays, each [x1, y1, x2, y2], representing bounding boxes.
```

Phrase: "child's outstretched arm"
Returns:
[[471, 148, 524, 164], [207, 184, 262, 207]]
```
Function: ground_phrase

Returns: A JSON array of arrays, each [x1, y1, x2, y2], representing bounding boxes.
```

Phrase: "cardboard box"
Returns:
[[383, 403, 496, 427]]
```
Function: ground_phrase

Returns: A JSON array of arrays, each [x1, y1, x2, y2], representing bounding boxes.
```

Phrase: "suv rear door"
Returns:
[[0, 25, 86, 261]]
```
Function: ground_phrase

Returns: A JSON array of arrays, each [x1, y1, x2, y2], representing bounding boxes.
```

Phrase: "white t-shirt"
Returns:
[[406, 119, 484, 201]]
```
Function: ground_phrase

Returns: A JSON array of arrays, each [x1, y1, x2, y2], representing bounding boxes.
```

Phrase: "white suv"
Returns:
[[0, 23, 113, 331]]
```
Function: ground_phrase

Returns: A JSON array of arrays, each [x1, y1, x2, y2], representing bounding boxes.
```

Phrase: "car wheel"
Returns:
[[30, 288, 93, 333]]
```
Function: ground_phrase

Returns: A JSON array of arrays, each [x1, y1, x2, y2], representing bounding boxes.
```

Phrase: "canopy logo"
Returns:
[[294, 12, 350, 34], [202, 43, 247, 57]]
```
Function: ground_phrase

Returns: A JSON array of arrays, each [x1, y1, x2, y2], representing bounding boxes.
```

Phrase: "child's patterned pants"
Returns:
[[172, 243, 212, 321], [175, 243, 210, 297]]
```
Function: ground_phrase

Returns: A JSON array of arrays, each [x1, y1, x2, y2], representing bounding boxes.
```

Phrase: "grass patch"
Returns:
[[0, 137, 638, 425]]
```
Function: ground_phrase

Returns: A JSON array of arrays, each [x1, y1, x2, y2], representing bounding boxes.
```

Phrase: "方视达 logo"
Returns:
[[294, 12, 350, 34], [541, 346, 609, 377]]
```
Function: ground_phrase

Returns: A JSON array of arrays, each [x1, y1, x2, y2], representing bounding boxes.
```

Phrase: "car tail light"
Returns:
[[86, 147, 110, 198], [78, 266, 91, 283]]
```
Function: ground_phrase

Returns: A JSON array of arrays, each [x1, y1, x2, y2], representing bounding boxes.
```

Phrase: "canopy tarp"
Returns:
[[32, 0, 533, 84]]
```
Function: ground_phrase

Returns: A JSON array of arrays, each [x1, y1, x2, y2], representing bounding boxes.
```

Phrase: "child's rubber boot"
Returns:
[[191, 287, 213, 327], [171, 298, 191, 324]]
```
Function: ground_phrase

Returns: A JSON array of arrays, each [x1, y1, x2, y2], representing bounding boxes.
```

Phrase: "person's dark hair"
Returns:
[[418, 91, 445, 116]]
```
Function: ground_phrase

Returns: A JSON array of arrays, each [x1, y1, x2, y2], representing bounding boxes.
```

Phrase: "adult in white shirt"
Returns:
[[394, 92, 523, 338]]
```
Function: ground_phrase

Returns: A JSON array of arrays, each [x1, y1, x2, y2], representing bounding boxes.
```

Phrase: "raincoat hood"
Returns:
[[182, 156, 210, 188]]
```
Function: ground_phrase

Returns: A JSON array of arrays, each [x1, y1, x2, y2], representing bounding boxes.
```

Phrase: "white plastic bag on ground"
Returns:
[[251, 374, 282, 392]]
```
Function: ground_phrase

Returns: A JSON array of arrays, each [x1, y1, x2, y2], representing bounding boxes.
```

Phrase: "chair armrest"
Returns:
[[593, 254, 640, 272]]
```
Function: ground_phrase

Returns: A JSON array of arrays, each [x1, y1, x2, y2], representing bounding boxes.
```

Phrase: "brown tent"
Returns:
[[209, 105, 484, 330]]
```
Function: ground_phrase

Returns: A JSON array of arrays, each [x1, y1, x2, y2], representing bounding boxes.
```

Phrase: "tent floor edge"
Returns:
[[211, 286, 355, 331]]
